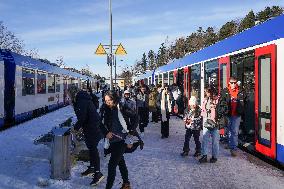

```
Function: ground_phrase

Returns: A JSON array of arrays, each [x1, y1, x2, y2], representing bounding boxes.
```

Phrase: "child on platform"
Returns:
[[180, 96, 202, 157]]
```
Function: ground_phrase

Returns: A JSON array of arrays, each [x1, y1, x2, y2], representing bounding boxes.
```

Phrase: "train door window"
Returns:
[[48, 73, 55, 93], [163, 73, 168, 85], [220, 64, 227, 90], [37, 71, 46, 94], [55, 75, 61, 92], [169, 71, 174, 85], [204, 60, 218, 91], [22, 68, 35, 96], [185, 71, 189, 98], [190, 64, 201, 103], [258, 56, 271, 146]]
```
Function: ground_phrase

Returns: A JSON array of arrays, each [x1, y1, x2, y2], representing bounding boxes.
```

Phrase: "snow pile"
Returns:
[[0, 106, 283, 189]]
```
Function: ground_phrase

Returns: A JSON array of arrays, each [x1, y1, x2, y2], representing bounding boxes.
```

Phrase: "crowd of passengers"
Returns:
[[66, 76, 244, 189]]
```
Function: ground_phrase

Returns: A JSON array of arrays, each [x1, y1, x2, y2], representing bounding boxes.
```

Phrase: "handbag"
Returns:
[[217, 116, 228, 129], [204, 119, 217, 130]]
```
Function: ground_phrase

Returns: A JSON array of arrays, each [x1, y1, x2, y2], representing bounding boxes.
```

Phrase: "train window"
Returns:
[[55, 75, 61, 92], [37, 71, 46, 94], [190, 64, 201, 103], [169, 71, 174, 85], [163, 73, 168, 85], [155, 75, 158, 85], [22, 68, 35, 96], [204, 60, 219, 91], [48, 74, 55, 93]]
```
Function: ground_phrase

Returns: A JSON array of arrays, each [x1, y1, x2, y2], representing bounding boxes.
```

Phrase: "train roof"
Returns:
[[154, 14, 284, 74], [0, 50, 93, 81]]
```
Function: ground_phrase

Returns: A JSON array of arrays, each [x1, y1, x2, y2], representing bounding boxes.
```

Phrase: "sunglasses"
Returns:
[[230, 81, 237, 84]]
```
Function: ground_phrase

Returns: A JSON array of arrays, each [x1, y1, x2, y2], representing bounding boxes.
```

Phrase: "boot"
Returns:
[[210, 156, 217, 163], [90, 172, 104, 186], [81, 166, 94, 177], [180, 151, 189, 157], [121, 182, 131, 189], [199, 155, 208, 163]]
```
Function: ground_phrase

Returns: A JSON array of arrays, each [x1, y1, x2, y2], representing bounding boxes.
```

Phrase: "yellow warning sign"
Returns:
[[95, 43, 107, 55], [115, 43, 127, 55]]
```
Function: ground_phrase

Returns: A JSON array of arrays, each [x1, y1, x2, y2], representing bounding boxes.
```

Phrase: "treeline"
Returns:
[[132, 6, 283, 76]]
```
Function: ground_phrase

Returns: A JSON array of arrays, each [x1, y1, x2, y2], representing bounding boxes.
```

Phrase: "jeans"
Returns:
[[228, 116, 241, 150], [161, 115, 169, 137], [106, 141, 128, 189], [183, 129, 201, 152], [201, 127, 220, 157]]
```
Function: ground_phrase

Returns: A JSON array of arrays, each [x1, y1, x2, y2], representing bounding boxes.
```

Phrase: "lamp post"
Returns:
[[109, 0, 113, 90]]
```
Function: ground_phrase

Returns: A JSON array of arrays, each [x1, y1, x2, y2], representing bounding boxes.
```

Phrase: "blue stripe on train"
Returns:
[[277, 143, 284, 164], [15, 111, 33, 122]]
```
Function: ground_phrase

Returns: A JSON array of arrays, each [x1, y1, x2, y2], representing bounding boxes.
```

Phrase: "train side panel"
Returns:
[[14, 66, 65, 122], [276, 39, 284, 164], [0, 60, 4, 127]]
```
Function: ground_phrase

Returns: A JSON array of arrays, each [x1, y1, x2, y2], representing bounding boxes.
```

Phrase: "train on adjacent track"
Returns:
[[136, 15, 284, 165], [0, 50, 95, 129]]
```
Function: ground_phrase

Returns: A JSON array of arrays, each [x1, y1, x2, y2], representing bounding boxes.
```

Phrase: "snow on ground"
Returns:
[[0, 106, 283, 189]]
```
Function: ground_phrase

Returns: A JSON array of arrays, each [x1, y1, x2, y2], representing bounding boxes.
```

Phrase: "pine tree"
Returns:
[[141, 53, 147, 71], [218, 20, 238, 40], [148, 50, 156, 69], [204, 27, 218, 47], [239, 10, 255, 32], [257, 7, 272, 23]]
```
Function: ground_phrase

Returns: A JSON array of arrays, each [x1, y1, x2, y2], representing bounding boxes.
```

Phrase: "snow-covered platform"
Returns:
[[0, 106, 283, 189]]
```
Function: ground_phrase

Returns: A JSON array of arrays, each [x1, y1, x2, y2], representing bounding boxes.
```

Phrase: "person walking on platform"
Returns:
[[217, 77, 244, 157], [199, 87, 219, 163], [157, 84, 173, 138], [148, 86, 159, 123], [180, 96, 202, 157], [67, 85, 104, 186], [101, 91, 134, 189], [136, 84, 149, 136]]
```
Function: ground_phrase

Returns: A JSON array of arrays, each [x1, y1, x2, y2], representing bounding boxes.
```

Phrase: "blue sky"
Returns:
[[1, 0, 284, 77]]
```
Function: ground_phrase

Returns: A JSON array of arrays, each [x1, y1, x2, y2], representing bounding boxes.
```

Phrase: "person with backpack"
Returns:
[[67, 85, 104, 186], [180, 96, 202, 157]]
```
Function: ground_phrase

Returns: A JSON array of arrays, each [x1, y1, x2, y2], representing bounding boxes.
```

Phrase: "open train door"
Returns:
[[218, 56, 230, 136], [255, 44, 276, 159]]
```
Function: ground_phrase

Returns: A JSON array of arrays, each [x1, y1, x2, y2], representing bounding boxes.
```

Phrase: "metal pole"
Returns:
[[114, 55, 117, 86], [109, 0, 113, 90]]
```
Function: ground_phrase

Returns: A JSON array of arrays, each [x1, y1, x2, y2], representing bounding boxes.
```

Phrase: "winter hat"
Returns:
[[189, 96, 198, 106], [124, 90, 130, 94]]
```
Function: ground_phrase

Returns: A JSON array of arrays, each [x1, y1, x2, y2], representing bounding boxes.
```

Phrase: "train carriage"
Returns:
[[138, 14, 284, 165], [0, 50, 94, 128]]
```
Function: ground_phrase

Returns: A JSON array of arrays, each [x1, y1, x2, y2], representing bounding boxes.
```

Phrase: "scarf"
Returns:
[[104, 104, 129, 149], [161, 90, 172, 122]]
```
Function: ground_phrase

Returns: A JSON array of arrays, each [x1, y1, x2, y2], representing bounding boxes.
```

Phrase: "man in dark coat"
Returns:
[[67, 85, 104, 186]]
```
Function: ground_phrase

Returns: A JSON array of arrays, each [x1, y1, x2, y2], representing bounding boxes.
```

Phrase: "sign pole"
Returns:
[[109, 0, 113, 90], [114, 55, 117, 86]]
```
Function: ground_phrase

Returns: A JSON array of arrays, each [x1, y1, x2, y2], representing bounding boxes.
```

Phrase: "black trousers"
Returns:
[[106, 141, 129, 189], [85, 138, 100, 172], [151, 111, 159, 122], [161, 117, 169, 137], [138, 107, 149, 132], [183, 129, 201, 153]]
